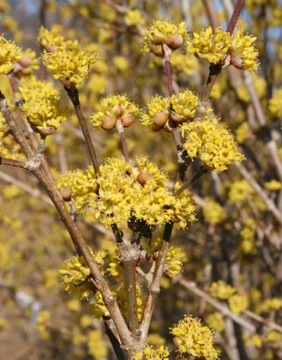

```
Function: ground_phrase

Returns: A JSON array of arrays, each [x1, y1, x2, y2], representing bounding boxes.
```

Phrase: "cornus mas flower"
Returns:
[[42, 40, 99, 88], [0, 35, 23, 74], [59, 249, 107, 299], [133, 345, 170, 360], [19, 76, 59, 102], [38, 25, 65, 52], [186, 26, 231, 64], [186, 26, 259, 71], [181, 116, 245, 172], [230, 30, 259, 71], [141, 90, 202, 130], [171, 315, 219, 359], [21, 95, 70, 134], [142, 19, 188, 56], [90, 94, 140, 130]]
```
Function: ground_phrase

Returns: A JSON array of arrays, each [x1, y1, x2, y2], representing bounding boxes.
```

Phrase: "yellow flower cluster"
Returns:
[[240, 218, 256, 255], [230, 30, 259, 71], [269, 88, 282, 118], [90, 94, 140, 130], [141, 90, 200, 130], [87, 330, 108, 359], [0, 112, 24, 160], [19, 76, 59, 102], [124, 9, 145, 26], [40, 27, 99, 88], [181, 116, 244, 172], [36, 310, 50, 340], [165, 243, 187, 278], [259, 298, 282, 314], [133, 345, 170, 360], [203, 198, 226, 225], [59, 249, 107, 299], [228, 294, 249, 314], [186, 27, 231, 65], [264, 179, 282, 191], [171, 315, 219, 360], [209, 280, 236, 300], [56, 166, 97, 212], [186, 26, 259, 71], [206, 312, 225, 333], [0, 35, 23, 74], [142, 20, 188, 56], [21, 95, 70, 133], [38, 25, 65, 52]]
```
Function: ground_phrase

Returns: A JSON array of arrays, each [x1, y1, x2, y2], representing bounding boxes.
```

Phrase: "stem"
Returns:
[[226, 0, 245, 34], [116, 119, 130, 163], [140, 222, 173, 340], [174, 166, 209, 196], [163, 43, 174, 96], [64, 87, 100, 176], [123, 258, 139, 335]]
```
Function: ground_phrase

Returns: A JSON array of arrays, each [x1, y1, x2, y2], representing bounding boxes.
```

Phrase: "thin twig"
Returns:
[[64, 87, 100, 176]]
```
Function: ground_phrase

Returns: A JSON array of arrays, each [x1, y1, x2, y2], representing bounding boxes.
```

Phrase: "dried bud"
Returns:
[[60, 187, 72, 202], [121, 114, 134, 127], [165, 35, 183, 50], [153, 111, 169, 127], [101, 116, 117, 130], [137, 172, 151, 186]]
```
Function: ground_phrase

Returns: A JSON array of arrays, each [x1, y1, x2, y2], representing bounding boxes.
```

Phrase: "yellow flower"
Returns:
[[38, 25, 65, 51], [36, 310, 50, 340], [186, 26, 231, 64], [90, 94, 140, 129], [171, 315, 219, 359], [269, 88, 282, 118], [181, 116, 245, 172], [19, 76, 60, 102], [209, 280, 236, 300], [206, 313, 225, 333], [59, 249, 107, 299], [203, 198, 226, 224], [87, 330, 108, 359], [165, 243, 187, 277], [124, 9, 145, 26], [13, 48, 40, 77], [42, 39, 99, 88], [133, 345, 170, 360], [0, 35, 23, 74], [228, 294, 249, 314], [141, 95, 171, 130], [21, 95, 70, 132], [142, 20, 188, 56], [230, 30, 259, 71]]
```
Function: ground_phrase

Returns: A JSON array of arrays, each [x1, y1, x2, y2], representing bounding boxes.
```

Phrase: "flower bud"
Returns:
[[101, 116, 117, 130], [112, 103, 126, 117], [137, 172, 151, 186], [60, 187, 72, 202], [165, 35, 183, 50], [150, 44, 163, 57], [230, 52, 243, 70], [121, 114, 134, 127], [151, 31, 167, 45], [171, 111, 184, 123], [153, 111, 169, 127], [32, 125, 56, 136]]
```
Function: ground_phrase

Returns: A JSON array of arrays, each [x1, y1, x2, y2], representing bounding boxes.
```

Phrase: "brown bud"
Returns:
[[170, 111, 185, 123], [153, 111, 169, 127], [60, 187, 72, 202], [165, 35, 183, 50], [230, 52, 243, 70], [60, 79, 76, 89], [150, 44, 164, 57], [32, 125, 56, 136], [137, 172, 151, 186], [121, 114, 134, 127], [101, 116, 117, 130]]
